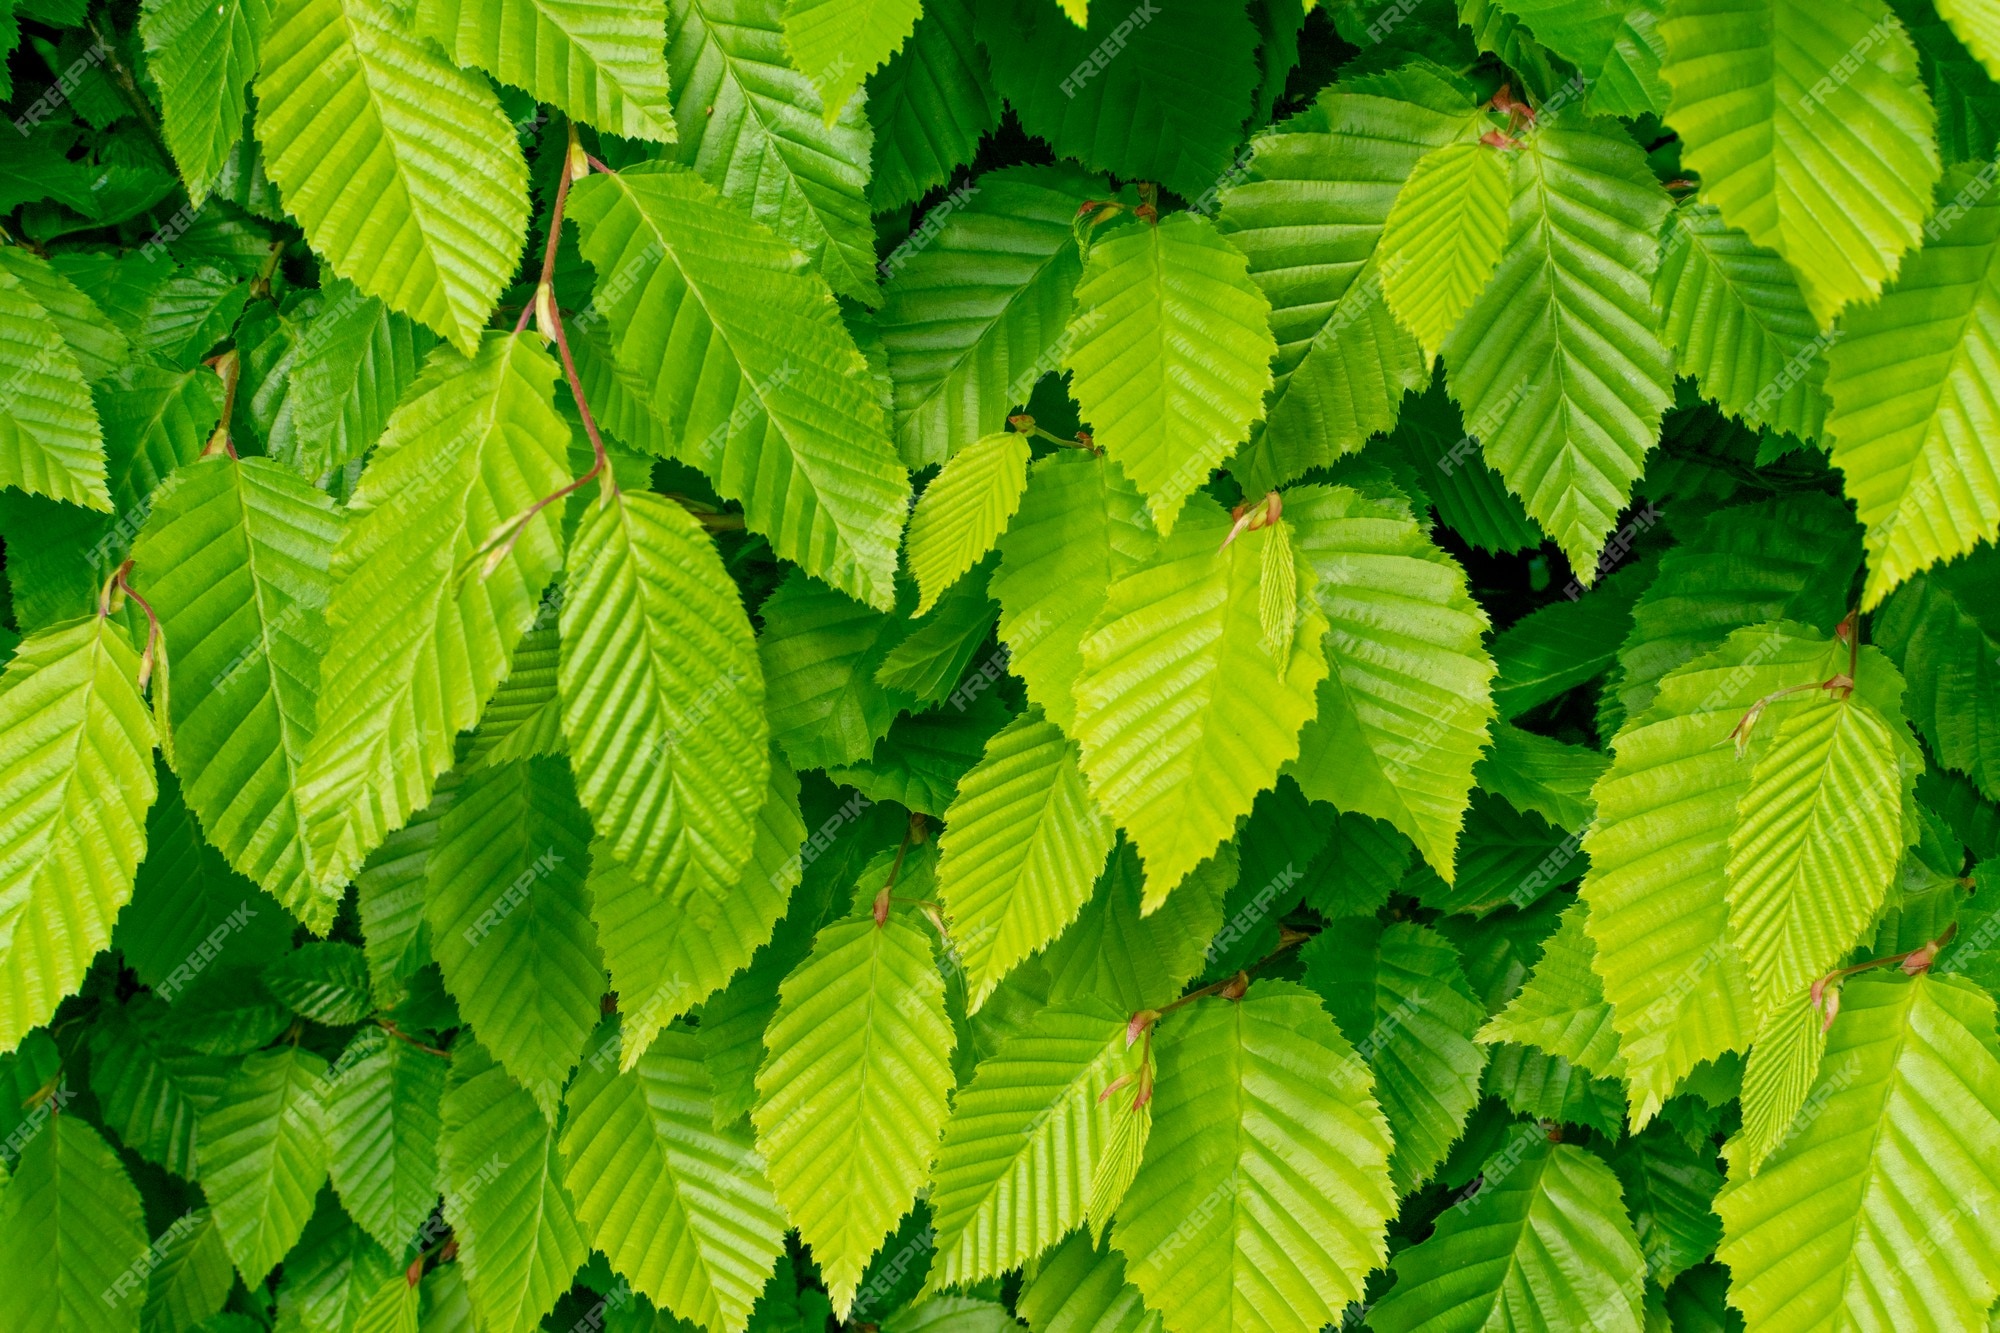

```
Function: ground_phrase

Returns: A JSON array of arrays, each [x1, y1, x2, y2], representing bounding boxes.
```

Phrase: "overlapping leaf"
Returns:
[[567, 163, 908, 609], [255, 0, 530, 352]]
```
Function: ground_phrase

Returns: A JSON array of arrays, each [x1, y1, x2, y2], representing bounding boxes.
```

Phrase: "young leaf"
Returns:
[[1715, 973, 2000, 1330], [441, 1039, 589, 1333], [1072, 496, 1329, 900], [752, 911, 955, 1316], [415, 0, 678, 143], [1725, 652, 1917, 1025], [663, 0, 878, 304], [1581, 623, 1842, 1124], [1370, 1138, 1647, 1333], [1379, 140, 1512, 360], [989, 450, 1155, 733], [255, 0, 530, 352], [560, 489, 768, 898], [1217, 81, 1482, 492], [560, 1020, 786, 1333], [1282, 482, 1496, 880], [198, 1046, 333, 1282], [325, 1026, 448, 1256], [566, 163, 909, 610], [424, 757, 602, 1122], [1478, 900, 1626, 1078], [935, 709, 1116, 1011], [301, 333, 571, 897], [0, 254, 111, 510], [1061, 212, 1276, 536], [1111, 981, 1395, 1333], [0, 616, 156, 1053], [905, 430, 1030, 615], [1440, 119, 1675, 579], [130, 454, 343, 930], [930, 1000, 1139, 1290], [0, 1115, 148, 1333]]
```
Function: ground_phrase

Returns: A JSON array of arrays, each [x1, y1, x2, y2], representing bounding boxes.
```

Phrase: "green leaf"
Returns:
[[1658, 0, 1941, 327], [468, 618, 563, 771], [275, 1194, 400, 1333], [1282, 482, 1496, 879], [1369, 1138, 1647, 1333], [928, 998, 1139, 1287], [865, 0, 999, 214], [1823, 165, 2000, 606], [663, 0, 878, 304], [115, 768, 290, 995], [567, 162, 909, 609], [560, 1019, 786, 1333], [130, 454, 343, 930], [88, 993, 227, 1180], [1728, 989, 1828, 1178], [1379, 141, 1512, 360], [1654, 202, 1832, 441], [0, 1115, 148, 1333], [878, 165, 1102, 469], [0, 246, 128, 383], [1877, 543, 2000, 802], [1498, 1, 1669, 115], [198, 1046, 332, 1282], [1726, 652, 1917, 1024], [1479, 900, 1626, 1080], [1016, 1231, 1162, 1333], [872, 570, 998, 705], [301, 333, 572, 896], [0, 616, 156, 1053], [990, 450, 1155, 733], [757, 569, 916, 771], [1616, 1120, 1728, 1288], [1610, 490, 1861, 722], [425, 757, 602, 1122], [1303, 919, 1488, 1194], [415, 0, 678, 142], [935, 709, 1116, 1012], [1475, 723, 1607, 833], [753, 911, 955, 1316], [1112, 981, 1395, 1333], [979, 0, 1258, 201], [1939, 0, 2000, 80], [781, 0, 921, 120], [255, 0, 530, 352], [1440, 118, 1675, 578], [588, 756, 804, 1069], [906, 431, 1030, 615], [325, 1026, 448, 1255], [560, 489, 767, 897], [1716, 973, 2000, 1330], [1073, 496, 1328, 899], [264, 936, 372, 1023], [142, 1207, 236, 1331], [1061, 212, 1276, 536], [259, 279, 438, 485], [1580, 623, 1843, 1124], [139, 0, 272, 200], [1038, 840, 1235, 1014], [0, 252, 111, 510], [1489, 556, 1653, 719], [441, 1039, 588, 1333], [1217, 83, 1480, 492]]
